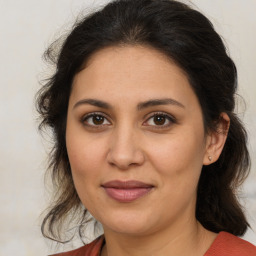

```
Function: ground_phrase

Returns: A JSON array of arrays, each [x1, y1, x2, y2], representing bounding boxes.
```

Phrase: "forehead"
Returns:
[[81, 45, 187, 80], [71, 45, 199, 110], [85, 44, 174, 68]]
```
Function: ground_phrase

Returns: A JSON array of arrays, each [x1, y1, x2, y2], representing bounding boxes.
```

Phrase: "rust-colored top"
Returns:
[[204, 231, 256, 256], [51, 232, 256, 256], [50, 236, 104, 256]]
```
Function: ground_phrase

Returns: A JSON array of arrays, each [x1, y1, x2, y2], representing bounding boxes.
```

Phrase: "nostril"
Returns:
[[106, 148, 145, 170], [106, 131, 145, 169]]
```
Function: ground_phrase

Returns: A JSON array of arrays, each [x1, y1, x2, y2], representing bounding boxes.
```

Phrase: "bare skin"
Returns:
[[66, 45, 229, 256], [101, 223, 217, 256]]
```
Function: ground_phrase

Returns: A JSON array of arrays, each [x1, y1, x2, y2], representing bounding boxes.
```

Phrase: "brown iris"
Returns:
[[154, 115, 166, 125], [92, 115, 105, 125]]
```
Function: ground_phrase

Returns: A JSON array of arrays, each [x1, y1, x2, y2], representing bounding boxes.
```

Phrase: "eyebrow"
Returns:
[[73, 99, 111, 109], [137, 98, 185, 110], [73, 98, 185, 110]]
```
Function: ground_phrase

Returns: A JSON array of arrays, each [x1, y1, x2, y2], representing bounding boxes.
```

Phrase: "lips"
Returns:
[[101, 180, 154, 202]]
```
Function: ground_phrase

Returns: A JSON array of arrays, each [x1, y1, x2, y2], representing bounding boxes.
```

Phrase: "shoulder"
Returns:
[[49, 236, 104, 256], [205, 231, 256, 256]]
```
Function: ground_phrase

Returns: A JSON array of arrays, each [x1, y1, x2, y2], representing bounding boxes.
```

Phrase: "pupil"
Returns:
[[93, 115, 104, 125], [154, 115, 165, 125]]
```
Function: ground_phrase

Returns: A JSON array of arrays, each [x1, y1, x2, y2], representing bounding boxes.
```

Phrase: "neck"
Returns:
[[101, 220, 217, 256]]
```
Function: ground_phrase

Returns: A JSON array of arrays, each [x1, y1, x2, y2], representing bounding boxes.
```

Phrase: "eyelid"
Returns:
[[143, 111, 177, 128], [81, 112, 112, 127], [80, 111, 176, 129]]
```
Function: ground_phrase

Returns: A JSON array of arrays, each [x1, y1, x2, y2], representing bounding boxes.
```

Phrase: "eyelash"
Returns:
[[81, 111, 176, 130], [81, 112, 110, 129], [143, 112, 176, 129]]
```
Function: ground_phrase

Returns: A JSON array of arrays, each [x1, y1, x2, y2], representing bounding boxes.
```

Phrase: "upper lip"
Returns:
[[102, 180, 154, 189]]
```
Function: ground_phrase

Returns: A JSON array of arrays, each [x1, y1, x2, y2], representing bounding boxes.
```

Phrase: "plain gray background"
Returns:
[[0, 0, 255, 255]]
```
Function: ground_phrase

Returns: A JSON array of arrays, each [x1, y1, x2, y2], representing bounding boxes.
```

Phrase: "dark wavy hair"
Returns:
[[37, 0, 251, 242]]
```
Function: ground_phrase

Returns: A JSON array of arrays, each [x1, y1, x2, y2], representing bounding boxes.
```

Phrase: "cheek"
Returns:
[[148, 129, 205, 180], [66, 133, 106, 209], [65, 117, 108, 186], [67, 136, 105, 178], [148, 131, 205, 213]]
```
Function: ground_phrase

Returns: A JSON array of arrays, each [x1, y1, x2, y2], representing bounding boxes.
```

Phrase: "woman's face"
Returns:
[[66, 45, 211, 236]]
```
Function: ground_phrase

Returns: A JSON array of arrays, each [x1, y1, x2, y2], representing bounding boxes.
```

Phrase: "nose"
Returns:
[[107, 126, 145, 170]]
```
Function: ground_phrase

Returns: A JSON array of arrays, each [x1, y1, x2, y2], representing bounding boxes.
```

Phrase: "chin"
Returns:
[[101, 211, 155, 236]]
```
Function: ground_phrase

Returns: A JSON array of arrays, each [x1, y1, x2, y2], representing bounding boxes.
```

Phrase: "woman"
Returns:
[[37, 0, 256, 255]]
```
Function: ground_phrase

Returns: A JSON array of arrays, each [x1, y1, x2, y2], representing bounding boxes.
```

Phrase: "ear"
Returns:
[[203, 112, 230, 165]]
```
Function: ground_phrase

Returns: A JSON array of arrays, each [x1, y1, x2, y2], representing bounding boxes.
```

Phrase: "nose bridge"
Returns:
[[107, 121, 144, 169]]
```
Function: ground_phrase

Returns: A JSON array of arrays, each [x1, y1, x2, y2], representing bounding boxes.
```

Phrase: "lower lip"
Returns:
[[103, 187, 153, 202]]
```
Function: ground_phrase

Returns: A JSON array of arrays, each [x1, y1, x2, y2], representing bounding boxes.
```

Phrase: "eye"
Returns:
[[81, 113, 111, 127], [144, 112, 176, 128]]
